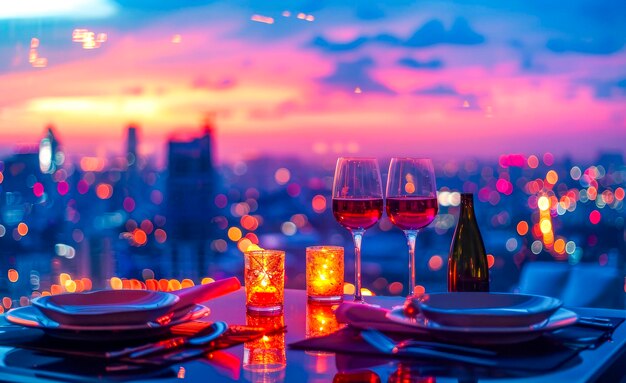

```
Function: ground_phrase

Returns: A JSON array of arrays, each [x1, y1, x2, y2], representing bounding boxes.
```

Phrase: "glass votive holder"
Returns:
[[245, 249, 285, 313], [306, 246, 344, 302]]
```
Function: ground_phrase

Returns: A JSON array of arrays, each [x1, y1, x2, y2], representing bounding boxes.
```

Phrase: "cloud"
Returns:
[[310, 36, 369, 52], [310, 17, 484, 53], [413, 84, 481, 110], [320, 57, 394, 94], [547, 36, 624, 55], [404, 18, 484, 47], [414, 84, 459, 96], [397, 57, 443, 70], [591, 78, 626, 98]]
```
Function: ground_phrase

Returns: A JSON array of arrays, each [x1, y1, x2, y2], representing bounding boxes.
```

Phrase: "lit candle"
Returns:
[[306, 246, 344, 302], [245, 250, 285, 313]]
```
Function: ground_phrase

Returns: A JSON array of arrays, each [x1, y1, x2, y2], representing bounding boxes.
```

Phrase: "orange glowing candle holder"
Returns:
[[245, 250, 285, 313], [244, 312, 286, 380], [306, 246, 344, 302]]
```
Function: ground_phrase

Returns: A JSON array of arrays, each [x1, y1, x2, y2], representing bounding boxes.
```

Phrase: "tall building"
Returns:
[[39, 125, 62, 174], [126, 124, 138, 170], [166, 119, 217, 242]]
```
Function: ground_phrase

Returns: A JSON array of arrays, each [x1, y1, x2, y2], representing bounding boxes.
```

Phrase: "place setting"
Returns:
[[0, 276, 285, 378]]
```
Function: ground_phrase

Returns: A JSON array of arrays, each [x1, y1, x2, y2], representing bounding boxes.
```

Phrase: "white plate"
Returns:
[[413, 292, 563, 328], [6, 304, 210, 341], [32, 290, 180, 326], [386, 307, 578, 345]]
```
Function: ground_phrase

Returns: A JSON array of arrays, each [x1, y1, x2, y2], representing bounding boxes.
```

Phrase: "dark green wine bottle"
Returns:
[[448, 193, 490, 292]]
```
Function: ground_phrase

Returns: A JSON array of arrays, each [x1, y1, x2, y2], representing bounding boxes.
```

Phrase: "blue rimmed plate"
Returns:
[[6, 304, 210, 341], [32, 290, 180, 326], [387, 307, 577, 345], [413, 292, 563, 328]]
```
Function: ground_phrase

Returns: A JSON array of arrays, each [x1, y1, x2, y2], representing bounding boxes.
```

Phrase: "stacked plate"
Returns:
[[6, 290, 211, 341], [387, 292, 578, 345]]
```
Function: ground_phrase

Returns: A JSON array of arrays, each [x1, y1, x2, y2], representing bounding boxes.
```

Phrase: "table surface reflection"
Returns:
[[1, 289, 626, 383]]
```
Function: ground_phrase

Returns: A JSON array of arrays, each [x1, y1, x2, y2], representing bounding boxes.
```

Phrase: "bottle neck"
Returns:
[[460, 193, 475, 219]]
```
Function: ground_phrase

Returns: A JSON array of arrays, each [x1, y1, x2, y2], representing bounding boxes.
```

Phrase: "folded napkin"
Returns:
[[335, 302, 425, 335]]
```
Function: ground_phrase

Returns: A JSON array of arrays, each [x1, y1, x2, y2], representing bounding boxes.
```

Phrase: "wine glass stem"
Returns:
[[351, 229, 365, 302], [404, 230, 418, 296]]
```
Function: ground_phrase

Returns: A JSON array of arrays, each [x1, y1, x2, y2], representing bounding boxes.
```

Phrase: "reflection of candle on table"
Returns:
[[306, 246, 344, 302], [306, 301, 342, 357], [245, 250, 285, 313], [244, 312, 286, 382]]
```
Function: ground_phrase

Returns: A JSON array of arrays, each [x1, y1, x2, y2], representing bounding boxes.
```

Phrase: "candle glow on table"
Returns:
[[245, 250, 285, 312], [306, 302, 342, 356], [244, 312, 286, 380], [306, 246, 344, 302]]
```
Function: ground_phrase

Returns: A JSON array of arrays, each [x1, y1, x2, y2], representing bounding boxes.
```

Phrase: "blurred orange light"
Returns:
[[487, 254, 495, 268], [516, 221, 529, 236], [59, 273, 71, 286], [237, 238, 253, 252], [312, 195, 327, 213], [201, 277, 215, 285], [17, 223, 29, 236], [81, 277, 92, 291], [545, 170, 558, 185], [554, 239, 566, 254], [241, 215, 259, 231], [343, 283, 355, 295], [96, 183, 113, 199], [50, 284, 62, 295], [227, 227, 243, 241], [527, 155, 539, 169], [169, 279, 182, 291], [428, 255, 443, 271], [274, 168, 290, 185], [413, 285, 426, 296], [110, 277, 123, 290], [133, 229, 148, 246], [540, 219, 552, 234], [65, 280, 77, 293], [615, 187, 625, 201], [8, 269, 19, 282], [181, 279, 195, 289]]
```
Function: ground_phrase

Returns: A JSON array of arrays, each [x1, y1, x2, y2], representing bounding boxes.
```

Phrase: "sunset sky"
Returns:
[[1, 0, 625, 164]]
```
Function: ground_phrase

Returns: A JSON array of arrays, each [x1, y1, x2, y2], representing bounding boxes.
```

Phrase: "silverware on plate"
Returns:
[[360, 328, 498, 367]]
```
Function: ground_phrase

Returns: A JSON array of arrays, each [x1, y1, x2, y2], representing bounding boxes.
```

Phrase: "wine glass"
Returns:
[[386, 158, 438, 297], [332, 158, 383, 302]]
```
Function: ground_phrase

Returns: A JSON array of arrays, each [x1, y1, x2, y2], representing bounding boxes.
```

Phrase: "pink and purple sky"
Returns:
[[1, 0, 625, 163]]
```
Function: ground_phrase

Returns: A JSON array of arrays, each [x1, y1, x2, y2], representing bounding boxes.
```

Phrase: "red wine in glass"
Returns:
[[332, 158, 383, 302], [386, 197, 438, 231], [332, 198, 384, 230], [385, 158, 438, 297]]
